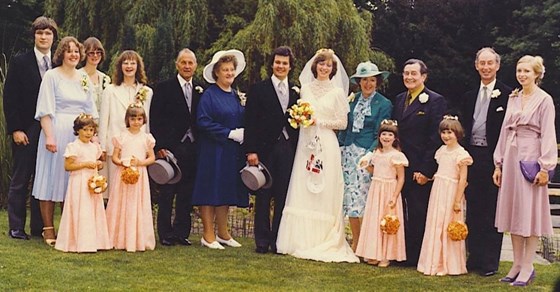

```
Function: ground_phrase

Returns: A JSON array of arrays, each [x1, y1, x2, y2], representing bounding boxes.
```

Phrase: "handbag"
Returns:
[[519, 161, 555, 183]]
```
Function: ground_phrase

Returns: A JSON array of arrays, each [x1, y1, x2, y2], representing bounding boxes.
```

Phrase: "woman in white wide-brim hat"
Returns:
[[191, 49, 248, 249], [338, 61, 392, 252]]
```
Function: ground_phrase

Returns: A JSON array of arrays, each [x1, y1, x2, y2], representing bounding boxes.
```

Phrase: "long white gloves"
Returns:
[[228, 128, 244, 144]]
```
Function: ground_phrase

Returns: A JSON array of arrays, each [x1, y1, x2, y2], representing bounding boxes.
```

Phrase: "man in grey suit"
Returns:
[[461, 48, 511, 276], [3, 16, 58, 239]]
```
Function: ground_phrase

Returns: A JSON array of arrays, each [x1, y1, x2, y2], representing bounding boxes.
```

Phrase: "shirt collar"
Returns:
[[479, 79, 497, 92], [177, 74, 192, 87], [34, 47, 51, 63], [271, 74, 288, 89], [409, 84, 425, 99]]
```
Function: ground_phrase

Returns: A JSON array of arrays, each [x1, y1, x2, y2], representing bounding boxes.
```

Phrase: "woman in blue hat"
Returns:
[[338, 61, 392, 251]]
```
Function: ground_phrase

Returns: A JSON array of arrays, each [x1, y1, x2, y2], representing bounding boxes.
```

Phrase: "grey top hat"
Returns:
[[148, 150, 182, 185], [350, 61, 390, 84], [239, 162, 273, 191]]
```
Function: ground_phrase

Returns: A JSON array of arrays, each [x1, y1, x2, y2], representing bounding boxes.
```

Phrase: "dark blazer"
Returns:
[[244, 79, 299, 158], [150, 77, 203, 152], [392, 87, 447, 177], [3, 51, 42, 133], [460, 80, 511, 152]]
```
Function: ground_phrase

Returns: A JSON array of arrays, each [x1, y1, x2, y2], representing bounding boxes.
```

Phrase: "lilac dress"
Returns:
[[493, 87, 556, 236]]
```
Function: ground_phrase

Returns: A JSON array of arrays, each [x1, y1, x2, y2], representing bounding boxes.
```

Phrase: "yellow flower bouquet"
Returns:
[[380, 214, 400, 235], [447, 221, 468, 241], [88, 173, 108, 195], [287, 99, 314, 129], [121, 166, 140, 184]]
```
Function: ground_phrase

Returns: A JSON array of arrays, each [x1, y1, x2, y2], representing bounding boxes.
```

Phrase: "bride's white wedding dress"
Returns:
[[276, 79, 359, 263]]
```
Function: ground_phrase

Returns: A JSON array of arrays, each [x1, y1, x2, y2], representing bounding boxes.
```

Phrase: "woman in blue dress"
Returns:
[[338, 61, 392, 251], [192, 49, 247, 249], [32, 36, 96, 246]]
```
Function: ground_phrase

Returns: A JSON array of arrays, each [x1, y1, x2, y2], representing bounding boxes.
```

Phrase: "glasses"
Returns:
[[86, 51, 103, 57]]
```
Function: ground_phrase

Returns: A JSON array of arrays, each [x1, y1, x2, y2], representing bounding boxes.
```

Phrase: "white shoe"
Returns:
[[216, 235, 242, 247], [201, 237, 225, 249]]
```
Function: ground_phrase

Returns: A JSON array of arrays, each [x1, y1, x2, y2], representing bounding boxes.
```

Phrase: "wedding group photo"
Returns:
[[0, 0, 559, 291]]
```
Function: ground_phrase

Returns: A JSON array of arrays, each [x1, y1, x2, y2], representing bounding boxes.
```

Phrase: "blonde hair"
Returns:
[[517, 55, 545, 85]]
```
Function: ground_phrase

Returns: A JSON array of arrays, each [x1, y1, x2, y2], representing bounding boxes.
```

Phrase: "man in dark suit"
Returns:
[[3, 16, 58, 240], [392, 59, 447, 265], [245, 46, 299, 254], [150, 48, 202, 246], [461, 48, 510, 276]]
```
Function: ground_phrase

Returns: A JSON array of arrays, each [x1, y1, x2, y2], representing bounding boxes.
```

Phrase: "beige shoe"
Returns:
[[378, 260, 390, 268]]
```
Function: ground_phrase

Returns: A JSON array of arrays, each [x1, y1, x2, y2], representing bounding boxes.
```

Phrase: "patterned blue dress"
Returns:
[[32, 69, 96, 202], [192, 85, 248, 207], [338, 91, 392, 217]]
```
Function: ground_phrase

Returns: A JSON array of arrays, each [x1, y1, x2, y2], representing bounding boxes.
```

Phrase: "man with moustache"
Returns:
[[150, 48, 203, 246], [461, 48, 511, 276], [4, 16, 58, 239], [392, 59, 447, 265], [245, 46, 299, 254]]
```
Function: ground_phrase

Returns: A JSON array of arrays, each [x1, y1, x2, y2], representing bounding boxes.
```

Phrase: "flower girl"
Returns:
[[55, 114, 111, 252], [355, 120, 408, 267], [106, 103, 156, 252], [417, 116, 472, 276]]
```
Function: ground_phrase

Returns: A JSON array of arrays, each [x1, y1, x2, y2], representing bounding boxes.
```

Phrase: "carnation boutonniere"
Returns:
[[509, 88, 520, 98], [491, 89, 501, 98], [347, 92, 356, 103], [238, 91, 247, 106], [291, 86, 300, 95], [418, 92, 429, 104], [195, 85, 204, 94], [102, 75, 111, 90], [135, 86, 149, 104], [81, 74, 89, 92]]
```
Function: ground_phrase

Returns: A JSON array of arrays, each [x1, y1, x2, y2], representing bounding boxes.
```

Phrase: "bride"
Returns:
[[276, 49, 359, 263]]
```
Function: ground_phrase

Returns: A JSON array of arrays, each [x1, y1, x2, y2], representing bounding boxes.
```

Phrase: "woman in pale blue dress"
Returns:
[[32, 36, 96, 246]]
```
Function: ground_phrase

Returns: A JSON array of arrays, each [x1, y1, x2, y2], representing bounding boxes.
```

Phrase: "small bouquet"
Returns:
[[288, 99, 314, 129], [121, 166, 140, 184], [447, 221, 468, 241], [88, 168, 108, 195], [380, 214, 400, 235]]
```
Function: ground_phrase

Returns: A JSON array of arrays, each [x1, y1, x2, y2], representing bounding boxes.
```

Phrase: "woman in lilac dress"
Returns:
[[492, 55, 556, 286]]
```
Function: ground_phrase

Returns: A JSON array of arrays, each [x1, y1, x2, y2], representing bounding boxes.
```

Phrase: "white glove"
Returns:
[[228, 128, 244, 144], [357, 151, 373, 169]]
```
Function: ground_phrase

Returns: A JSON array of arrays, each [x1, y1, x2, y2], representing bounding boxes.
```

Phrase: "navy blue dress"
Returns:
[[192, 85, 248, 207]]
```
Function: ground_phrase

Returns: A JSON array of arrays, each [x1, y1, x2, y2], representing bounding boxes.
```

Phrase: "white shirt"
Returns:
[[34, 46, 51, 68]]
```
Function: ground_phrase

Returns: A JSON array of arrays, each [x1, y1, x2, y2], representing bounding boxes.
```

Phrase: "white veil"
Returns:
[[298, 49, 349, 94]]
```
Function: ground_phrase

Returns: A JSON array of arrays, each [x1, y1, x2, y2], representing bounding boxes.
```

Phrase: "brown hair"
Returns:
[[439, 117, 464, 141], [31, 16, 58, 40], [52, 36, 85, 67], [376, 122, 401, 151], [113, 50, 148, 86], [212, 55, 238, 81], [269, 46, 295, 68], [72, 114, 97, 136], [311, 50, 337, 79], [125, 103, 147, 127], [83, 37, 106, 63]]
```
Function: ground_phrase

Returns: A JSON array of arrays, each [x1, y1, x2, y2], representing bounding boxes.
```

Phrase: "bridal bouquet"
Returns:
[[288, 99, 314, 129], [88, 174, 108, 194], [447, 221, 468, 241]]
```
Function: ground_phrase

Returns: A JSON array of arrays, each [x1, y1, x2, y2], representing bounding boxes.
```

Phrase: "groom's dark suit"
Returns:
[[4, 50, 45, 236], [461, 80, 511, 274], [245, 78, 299, 253], [392, 87, 447, 265], [150, 76, 202, 243]]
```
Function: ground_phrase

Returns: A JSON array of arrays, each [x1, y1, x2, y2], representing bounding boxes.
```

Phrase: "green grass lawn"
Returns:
[[0, 210, 558, 291]]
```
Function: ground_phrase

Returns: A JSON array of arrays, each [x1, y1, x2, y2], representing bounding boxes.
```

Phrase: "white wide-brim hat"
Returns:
[[239, 162, 273, 191], [350, 61, 390, 84], [203, 49, 246, 84], [148, 150, 182, 185]]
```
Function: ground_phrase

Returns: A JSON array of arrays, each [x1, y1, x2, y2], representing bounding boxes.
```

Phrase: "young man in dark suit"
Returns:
[[3, 16, 58, 239], [245, 46, 299, 254], [392, 59, 447, 265], [461, 48, 511, 276], [150, 48, 203, 246]]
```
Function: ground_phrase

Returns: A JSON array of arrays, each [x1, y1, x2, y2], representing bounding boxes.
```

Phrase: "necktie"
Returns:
[[39, 55, 50, 78], [184, 82, 192, 112], [473, 86, 489, 120], [278, 81, 288, 112]]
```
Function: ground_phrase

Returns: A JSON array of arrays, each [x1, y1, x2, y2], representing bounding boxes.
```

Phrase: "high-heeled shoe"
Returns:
[[499, 274, 518, 283], [42, 227, 56, 246], [216, 235, 242, 247], [510, 270, 535, 287], [200, 237, 224, 250]]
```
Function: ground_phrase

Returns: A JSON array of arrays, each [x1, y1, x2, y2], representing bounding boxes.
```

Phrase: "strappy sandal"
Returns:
[[42, 227, 56, 246]]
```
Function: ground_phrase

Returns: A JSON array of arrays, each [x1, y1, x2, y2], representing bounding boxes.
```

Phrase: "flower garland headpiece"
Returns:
[[381, 119, 398, 126], [443, 115, 459, 121]]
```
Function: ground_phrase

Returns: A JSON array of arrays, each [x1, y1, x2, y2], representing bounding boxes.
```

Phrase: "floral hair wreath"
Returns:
[[315, 48, 335, 56], [78, 113, 93, 120], [443, 115, 459, 121], [128, 102, 144, 109], [381, 119, 398, 126]]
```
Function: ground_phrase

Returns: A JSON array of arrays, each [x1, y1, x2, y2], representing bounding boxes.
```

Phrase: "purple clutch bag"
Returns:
[[519, 161, 555, 183]]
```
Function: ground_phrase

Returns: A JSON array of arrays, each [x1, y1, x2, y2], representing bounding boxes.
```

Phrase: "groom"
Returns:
[[245, 46, 299, 254]]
